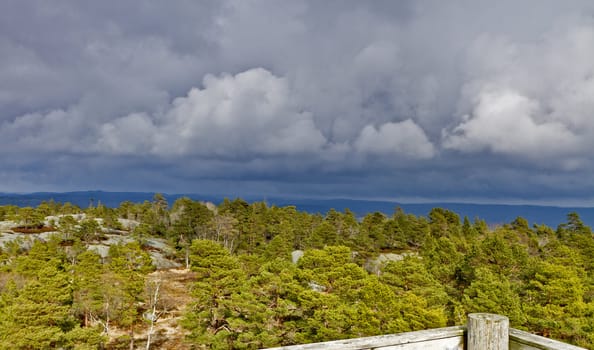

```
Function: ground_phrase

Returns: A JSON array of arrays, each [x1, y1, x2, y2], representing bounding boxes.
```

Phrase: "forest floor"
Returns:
[[108, 268, 197, 349]]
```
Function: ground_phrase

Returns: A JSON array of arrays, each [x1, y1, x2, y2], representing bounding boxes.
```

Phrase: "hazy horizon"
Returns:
[[2, 188, 594, 209]]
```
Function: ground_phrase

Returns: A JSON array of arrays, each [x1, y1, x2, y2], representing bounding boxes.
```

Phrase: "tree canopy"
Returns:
[[0, 200, 593, 348]]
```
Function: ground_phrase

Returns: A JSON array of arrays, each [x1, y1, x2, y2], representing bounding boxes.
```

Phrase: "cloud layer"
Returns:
[[1, 0, 594, 204]]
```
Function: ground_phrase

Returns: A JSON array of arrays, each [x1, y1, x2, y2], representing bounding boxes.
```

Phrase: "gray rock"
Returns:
[[150, 251, 182, 269], [1, 220, 183, 270], [145, 238, 176, 255], [88, 244, 111, 258], [308, 281, 325, 292], [291, 250, 304, 264], [118, 218, 139, 230], [365, 252, 417, 275]]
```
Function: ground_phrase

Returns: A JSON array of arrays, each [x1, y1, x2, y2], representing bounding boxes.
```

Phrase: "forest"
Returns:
[[0, 195, 593, 349]]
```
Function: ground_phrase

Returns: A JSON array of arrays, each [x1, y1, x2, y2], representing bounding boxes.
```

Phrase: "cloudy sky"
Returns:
[[1, 1, 594, 205]]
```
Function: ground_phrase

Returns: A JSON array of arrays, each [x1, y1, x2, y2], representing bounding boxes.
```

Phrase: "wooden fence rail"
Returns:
[[264, 313, 587, 350]]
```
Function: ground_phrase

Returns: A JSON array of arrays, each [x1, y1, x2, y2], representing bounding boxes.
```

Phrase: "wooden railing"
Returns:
[[264, 313, 587, 350]]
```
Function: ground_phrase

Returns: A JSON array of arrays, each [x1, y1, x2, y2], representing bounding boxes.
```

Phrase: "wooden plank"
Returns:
[[264, 323, 586, 350], [467, 313, 509, 350], [375, 336, 463, 350], [263, 326, 465, 350], [509, 329, 588, 350]]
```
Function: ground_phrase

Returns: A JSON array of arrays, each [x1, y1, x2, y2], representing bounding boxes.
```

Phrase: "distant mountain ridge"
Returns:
[[1, 191, 593, 229]]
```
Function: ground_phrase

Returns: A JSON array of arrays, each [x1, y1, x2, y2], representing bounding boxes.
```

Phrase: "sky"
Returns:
[[1, 1, 594, 206]]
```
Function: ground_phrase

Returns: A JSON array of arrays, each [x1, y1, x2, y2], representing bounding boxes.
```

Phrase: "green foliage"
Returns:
[[1, 200, 594, 348], [381, 256, 448, 307], [76, 218, 102, 243], [0, 240, 104, 349], [14, 206, 46, 229], [59, 215, 78, 240], [184, 240, 248, 348], [462, 267, 526, 324]]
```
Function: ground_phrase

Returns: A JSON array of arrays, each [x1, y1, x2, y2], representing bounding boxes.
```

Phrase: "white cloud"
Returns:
[[99, 68, 327, 157], [354, 119, 435, 158], [97, 68, 440, 162], [443, 90, 579, 158], [445, 21, 594, 164], [97, 113, 157, 154], [0, 107, 92, 153]]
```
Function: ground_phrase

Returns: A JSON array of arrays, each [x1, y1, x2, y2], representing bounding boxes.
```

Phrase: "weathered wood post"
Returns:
[[467, 313, 509, 350]]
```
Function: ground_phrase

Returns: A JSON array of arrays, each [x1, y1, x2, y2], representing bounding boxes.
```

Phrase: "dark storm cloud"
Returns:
[[1, 0, 594, 205]]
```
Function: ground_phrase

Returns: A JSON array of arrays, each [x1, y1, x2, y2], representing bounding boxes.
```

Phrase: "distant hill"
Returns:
[[1, 191, 592, 229], [270, 198, 594, 229], [0, 191, 222, 209]]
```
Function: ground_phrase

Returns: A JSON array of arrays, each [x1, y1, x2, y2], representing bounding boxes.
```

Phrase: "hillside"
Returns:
[[1, 197, 594, 349], [1, 191, 593, 228]]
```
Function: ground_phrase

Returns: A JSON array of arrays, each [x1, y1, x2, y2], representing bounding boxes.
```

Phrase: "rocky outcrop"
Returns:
[[1, 218, 180, 270], [365, 252, 418, 275]]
